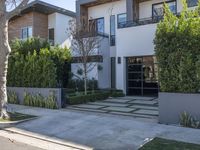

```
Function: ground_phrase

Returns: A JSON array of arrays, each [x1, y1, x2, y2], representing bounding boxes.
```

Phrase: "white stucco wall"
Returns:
[[48, 13, 74, 48], [88, 0, 126, 35], [71, 63, 98, 80], [115, 23, 157, 92]]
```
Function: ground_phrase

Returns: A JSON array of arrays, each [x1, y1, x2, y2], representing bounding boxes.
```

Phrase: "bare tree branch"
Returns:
[[7, 0, 29, 20]]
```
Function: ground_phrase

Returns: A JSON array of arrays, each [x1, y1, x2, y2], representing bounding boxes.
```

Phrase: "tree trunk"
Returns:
[[0, 17, 11, 119], [83, 64, 87, 95]]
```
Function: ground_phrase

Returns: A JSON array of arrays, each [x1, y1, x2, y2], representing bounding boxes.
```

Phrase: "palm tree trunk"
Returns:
[[0, 18, 11, 119]]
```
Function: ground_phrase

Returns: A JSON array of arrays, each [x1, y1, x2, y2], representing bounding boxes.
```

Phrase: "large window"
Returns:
[[89, 18, 105, 33], [21, 26, 32, 40], [117, 13, 127, 28], [110, 15, 116, 46], [187, 0, 198, 7], [152, 1, 176, 18]]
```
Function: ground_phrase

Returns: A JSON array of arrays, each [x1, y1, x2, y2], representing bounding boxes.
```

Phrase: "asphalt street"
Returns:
[[0, 136, 44, 150]]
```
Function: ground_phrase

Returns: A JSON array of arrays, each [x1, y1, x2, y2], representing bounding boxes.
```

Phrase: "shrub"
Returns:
[[180, 112, 200, 129], [154, 0, 200, 93], [24, 92, 58, 109], [7, 38, 71, 88], [67, 79, 98, 91], [68, 91, 110, 105], [7, 91, 19, 104]]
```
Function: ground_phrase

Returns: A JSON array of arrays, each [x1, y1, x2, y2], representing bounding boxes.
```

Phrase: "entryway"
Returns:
[[126, 56, 159, 96], [67, 96, 158, 121]]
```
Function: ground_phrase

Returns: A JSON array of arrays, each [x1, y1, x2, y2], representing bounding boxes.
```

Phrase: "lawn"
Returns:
[[0, 112, 36, 122], [139, 138, 200, 150]]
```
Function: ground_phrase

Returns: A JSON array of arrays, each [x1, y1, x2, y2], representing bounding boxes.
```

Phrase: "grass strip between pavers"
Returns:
[[139, 137, 200, 150], [0, 112, 36, 122]]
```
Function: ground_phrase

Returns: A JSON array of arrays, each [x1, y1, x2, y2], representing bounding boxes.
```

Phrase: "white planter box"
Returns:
[[159, 92, 200, 124], [7, 87, 62, 108]]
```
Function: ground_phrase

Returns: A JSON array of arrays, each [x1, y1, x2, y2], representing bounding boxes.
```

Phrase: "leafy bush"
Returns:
[[68, 79, 98, 91], [10, 37, 50, 56], [68, 91, 110, 105], [7, 91, 19, 104], [24, 92, 58, 109], [104, 89, 125, 97], [154, 0, 200, 93], [7, 38, 71, 88], [180, 112, 200, 129]]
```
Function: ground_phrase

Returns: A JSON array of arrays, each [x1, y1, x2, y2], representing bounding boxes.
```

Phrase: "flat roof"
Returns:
[[20, 0, 76, 17]]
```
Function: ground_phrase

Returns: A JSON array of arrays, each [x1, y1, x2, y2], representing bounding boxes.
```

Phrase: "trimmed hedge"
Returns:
[[68, 91, 110, 105], [8, 38, 71, 88], [154, 1, 200, 93]]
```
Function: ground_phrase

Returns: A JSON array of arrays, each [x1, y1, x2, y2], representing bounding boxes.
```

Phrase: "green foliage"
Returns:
[[68, 91, 110, 105], [24, 92, 58, 109], [7, 91, 19, 104], [109, 89, 125, 97], [8, 38, 71, 88], [10, 37, 50, 56], [68, 79, 98, 91], [154, 0, 200, 93], [180, 112, 200, 129]]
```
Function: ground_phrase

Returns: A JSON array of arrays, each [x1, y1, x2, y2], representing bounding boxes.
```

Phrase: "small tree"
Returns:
[[0, 0, 29, 119], [69, 19, 103, 95], [154, 0, 200, 93]]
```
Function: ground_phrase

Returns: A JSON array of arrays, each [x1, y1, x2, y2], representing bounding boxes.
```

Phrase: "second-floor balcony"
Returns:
[[118, 16, 163, 29]]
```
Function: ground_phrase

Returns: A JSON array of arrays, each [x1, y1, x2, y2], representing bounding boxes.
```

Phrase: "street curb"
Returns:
[[0, 128, 93, 150], [0, 117, 39, 129]]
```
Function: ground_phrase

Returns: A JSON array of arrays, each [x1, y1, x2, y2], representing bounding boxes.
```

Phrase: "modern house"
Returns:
[[8, 0, 75, 47], [74, 0, 198, 96]]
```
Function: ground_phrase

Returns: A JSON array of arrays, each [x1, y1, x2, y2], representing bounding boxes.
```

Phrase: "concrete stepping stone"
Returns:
[[109, 111, 158, 119], [118, 97, 135, 100], [129, 105, 158, 110], [73, 104, 106, 109], [133, 109, 158, 116], [131, 96, 155, 100], [67, 107, 108, 113], [104, 99, 131, 103], [102, 106, 136, 113], [128, 100, 158, 105], [88, 102, 129, 107]]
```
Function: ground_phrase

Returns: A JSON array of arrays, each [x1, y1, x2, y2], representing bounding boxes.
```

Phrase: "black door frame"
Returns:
[[126, 56, 159, 96]]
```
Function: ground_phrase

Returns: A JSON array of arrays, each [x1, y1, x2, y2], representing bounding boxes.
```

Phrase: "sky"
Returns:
[[40, 0, 76, 12]]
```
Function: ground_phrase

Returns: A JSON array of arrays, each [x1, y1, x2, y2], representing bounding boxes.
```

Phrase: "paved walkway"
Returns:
[[67, 96, 158, 121], [5, 104, 200, 150]]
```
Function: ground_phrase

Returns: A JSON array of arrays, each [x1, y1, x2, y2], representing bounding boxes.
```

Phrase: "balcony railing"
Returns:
[[118, 16, 163, 29]]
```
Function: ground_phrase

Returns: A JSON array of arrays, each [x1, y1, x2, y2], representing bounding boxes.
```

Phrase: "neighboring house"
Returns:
[[8, 0, 75, 47], [75, 0, 198, 96]]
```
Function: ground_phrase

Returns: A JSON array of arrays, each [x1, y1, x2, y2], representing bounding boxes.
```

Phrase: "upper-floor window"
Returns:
[[89, 18, 105, 33], [187, 0, 198, 7], [152, 1, 176, 19], [110, 15, 116, 46], [117, 13, 127, 28], [21, 26, 32, 40], [48, 28, 55, 46]]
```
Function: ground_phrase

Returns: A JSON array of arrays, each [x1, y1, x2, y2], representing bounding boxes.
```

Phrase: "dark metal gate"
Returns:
[[126, 56, 159, 96]]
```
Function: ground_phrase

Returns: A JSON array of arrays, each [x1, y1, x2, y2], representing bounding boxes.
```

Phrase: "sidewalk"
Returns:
[[3, 104, 200, 150]]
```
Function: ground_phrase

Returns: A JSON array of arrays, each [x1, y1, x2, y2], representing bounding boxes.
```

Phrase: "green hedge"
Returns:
[[68, 91, 110, 105], [67, 79, 98, 91], [154, 1, 200, 93], [8, 38, 71, 88]]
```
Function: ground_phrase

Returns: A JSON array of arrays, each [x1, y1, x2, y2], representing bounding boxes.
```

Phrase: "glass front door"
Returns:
[[127, 56, 159, 96]]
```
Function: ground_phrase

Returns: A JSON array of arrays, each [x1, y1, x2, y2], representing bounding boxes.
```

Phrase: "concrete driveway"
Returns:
[[6, 104, 200, 150]]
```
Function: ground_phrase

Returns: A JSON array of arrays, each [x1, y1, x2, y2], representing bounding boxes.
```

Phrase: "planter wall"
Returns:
[[7, 87, 63, 108], [159, 92, 200, 124]]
